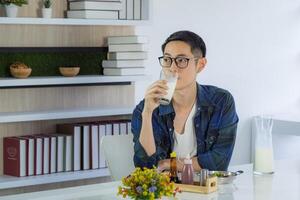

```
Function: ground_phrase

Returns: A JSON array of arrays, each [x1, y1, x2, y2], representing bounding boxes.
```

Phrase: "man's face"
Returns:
[[163, 41, 205, 91]]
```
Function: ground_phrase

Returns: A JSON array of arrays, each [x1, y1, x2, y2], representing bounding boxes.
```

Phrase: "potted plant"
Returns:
[[42, 0, 51, 18], [0, 0, 28, 17]]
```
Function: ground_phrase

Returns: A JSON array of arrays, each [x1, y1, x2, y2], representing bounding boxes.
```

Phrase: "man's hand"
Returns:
[[143, 80, 168, 115], [157, 158, 184, 172]]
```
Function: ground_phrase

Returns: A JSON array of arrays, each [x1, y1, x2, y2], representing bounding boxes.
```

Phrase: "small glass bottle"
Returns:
[[181, 154, 194, 185], [170, 152, 179, 183]]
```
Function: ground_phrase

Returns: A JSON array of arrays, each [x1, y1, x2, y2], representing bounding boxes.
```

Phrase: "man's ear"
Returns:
[[196, 57, 207, 73]]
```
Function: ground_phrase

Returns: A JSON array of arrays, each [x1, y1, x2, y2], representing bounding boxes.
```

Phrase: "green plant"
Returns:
[[118, 167, 180, 200], [43, 0, 51, 8], [0, 0, 28, 6]]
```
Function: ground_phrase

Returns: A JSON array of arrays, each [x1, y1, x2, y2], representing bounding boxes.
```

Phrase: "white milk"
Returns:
[[159, 80, 177, 105], [254, 148, 274, 174]]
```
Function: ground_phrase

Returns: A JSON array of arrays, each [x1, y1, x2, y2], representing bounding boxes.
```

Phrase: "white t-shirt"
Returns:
[[172, 103, 197, 159]]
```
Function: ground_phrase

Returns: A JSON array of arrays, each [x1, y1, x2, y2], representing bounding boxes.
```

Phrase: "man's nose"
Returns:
[[169, 60, 178, 73]]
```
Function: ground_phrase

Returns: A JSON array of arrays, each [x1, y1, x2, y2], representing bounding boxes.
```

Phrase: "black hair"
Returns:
[[161, 30, 206, 58]]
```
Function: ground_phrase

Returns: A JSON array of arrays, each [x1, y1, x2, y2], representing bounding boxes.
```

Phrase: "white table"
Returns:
[[1, 159, 299, 200]]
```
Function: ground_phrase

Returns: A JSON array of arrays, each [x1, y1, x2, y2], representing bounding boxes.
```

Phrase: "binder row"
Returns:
[[3, 119, 131, 177]]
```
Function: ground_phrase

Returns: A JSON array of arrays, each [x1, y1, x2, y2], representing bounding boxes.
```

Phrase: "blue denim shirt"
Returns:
[[131, 83, 239, 171]]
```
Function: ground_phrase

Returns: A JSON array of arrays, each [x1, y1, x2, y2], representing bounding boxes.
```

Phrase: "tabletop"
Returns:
[[0, 159, 299, 200]]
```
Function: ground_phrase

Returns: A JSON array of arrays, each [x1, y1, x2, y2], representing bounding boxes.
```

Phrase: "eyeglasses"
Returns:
[[158, 56, 199, 69]]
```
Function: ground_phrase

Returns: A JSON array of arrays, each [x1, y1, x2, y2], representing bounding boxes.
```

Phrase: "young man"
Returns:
[[131, 31, 239, 171]]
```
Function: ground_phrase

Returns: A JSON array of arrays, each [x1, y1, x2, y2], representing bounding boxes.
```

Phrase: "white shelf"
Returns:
[[0, 106, 133, 123], [0, 75, 147, 88], [0, 168, 110, 190], [0, 17, 150, 26]]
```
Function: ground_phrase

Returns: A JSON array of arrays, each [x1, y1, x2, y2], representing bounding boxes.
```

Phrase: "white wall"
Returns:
[[135, 0, 300, 165]]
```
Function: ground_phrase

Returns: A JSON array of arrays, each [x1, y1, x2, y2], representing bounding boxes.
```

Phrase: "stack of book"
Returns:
[[103, 35, 148, 76], [67, 0, 149, 20], [67, 0, 123, 19], [3, 119, 131, 177]]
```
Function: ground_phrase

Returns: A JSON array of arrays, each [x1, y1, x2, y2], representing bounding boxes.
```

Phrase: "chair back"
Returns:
[[101, 134, 135, 180]]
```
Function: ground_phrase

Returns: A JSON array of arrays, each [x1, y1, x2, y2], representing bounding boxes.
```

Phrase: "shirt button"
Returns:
[[169, 128, 173, 132], [196, 124, 199, 127]]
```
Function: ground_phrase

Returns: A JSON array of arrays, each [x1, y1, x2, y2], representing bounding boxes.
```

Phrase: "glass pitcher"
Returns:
[[253, 115, 274, 174]]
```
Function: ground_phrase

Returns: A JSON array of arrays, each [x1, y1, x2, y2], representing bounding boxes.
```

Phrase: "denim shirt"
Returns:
[[131, 83, 239, 171]]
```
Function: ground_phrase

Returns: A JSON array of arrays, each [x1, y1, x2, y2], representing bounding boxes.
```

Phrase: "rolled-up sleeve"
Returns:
[[197, 93, 239, 170]]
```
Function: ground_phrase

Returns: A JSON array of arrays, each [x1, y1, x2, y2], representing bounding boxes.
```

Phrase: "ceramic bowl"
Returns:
[[59, 67, 80, 77], [10, 66, 32, 78]]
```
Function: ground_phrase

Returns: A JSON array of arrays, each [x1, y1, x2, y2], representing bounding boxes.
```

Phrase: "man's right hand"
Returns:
[[143, 80, 168, 114]]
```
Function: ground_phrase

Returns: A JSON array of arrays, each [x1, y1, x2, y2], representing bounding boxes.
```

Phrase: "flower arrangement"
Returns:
[[43, 0, 51, 8], [118, 167, 180, 200], [0, 0, 27, 6]]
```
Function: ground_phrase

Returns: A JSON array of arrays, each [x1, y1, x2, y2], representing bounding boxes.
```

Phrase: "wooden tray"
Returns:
[[174, 176, 218, 194]]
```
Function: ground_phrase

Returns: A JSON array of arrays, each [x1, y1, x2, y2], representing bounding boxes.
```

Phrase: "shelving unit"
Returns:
[[0, 168, 110, 190], [0, 17, 150, 26], [0, 75, 148, 88], [0, 0, 152, 190], [0, 106, 134, 123]]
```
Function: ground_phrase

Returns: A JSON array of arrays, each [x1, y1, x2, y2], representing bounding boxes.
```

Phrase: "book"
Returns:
[[107, 52, 147, 60], [102, 59, 145, 68], [3, 137, 26, 177], [113, 122, 120, 135], [57, 124, 82, 171], [49, 135, 57, 173], [133, 0, 141, 20], [69, 1, 122, 10], [126, 0, 134, 19], [42, 136, 50, 174], [103, 67, 145, 75], [56, 135, 65, 172], [82, 125, 90, 170], [19, 136, 34, 176], [32, 136, 43, 175], [90, 124, 99, 169], [120, 121, 127, 135], [108, 43, 147, 52], [64, 135, 73, 172], [107, 35, 148, 44], [119, 0, 126, 19], [67, 10, 119, 19], [98, 123, 106, 168], [141, 0, 149, 20], [104, 122, 113, 167], [127, 121, 132, 134]]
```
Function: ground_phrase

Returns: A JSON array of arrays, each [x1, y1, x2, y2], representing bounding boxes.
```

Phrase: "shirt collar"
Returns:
[[158, 83, 214, 116]]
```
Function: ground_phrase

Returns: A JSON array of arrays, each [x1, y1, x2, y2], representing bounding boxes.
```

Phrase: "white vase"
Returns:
[[5, 4, 18, 18], [42, 8, 52, 18]]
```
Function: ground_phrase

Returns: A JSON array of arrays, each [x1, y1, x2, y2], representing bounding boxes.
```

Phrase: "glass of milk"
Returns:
[[253, 115, 275, 174], [159, 69, 178, 105]]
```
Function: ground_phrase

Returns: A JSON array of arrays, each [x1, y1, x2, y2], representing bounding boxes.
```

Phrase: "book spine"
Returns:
[[126, 0, 134, 19], [133, 0, 141, 20], [3, 138, 21, 177]]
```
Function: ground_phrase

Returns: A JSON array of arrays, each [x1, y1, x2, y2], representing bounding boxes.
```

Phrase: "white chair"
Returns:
[[101, 134, 135, 181]]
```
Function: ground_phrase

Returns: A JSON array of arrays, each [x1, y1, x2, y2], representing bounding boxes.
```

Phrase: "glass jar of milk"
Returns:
[[253, 115, 275, 174], [159, 69, 178, 105]]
